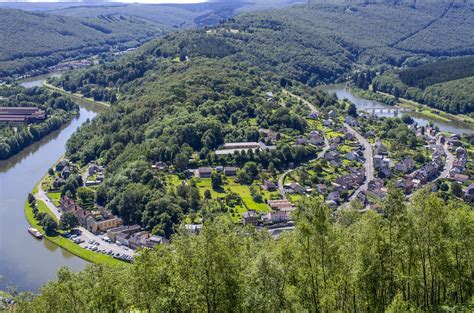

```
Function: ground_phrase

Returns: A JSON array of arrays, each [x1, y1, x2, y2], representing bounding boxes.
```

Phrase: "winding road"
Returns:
[[277, 90, 330, 198], [278, 90, 375, 207]]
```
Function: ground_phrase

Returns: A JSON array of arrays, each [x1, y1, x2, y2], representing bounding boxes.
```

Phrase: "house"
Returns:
[[242, 211, 259, 226], [60, 196, 92, 227], [55, 160, 69, 172], [308, 112, 319, 119], [324, 150, 339, 161], [284, 182, 306, 194], [198, 167, 213, 178], [345, 116, 359, 127], [259, 128, 280, 142], [455, 147, 466, 157], [147, 235, 170, 248], [262, 180, 277, 191], [295, 138, 308, 145], [267, 199, 295, 211], [126, 231, 167, 250], [328, 110, 337, 118], [88, 164, 100, 176], [450, 174, 469, 183], [184, 224, 203, 233], [323, 119, 333, 127], [316, 184, 327, 194], [395, 157, 415, 173], [327, 191, 340, 202], [224, 167, 237, 176], [309, 131, 324, 145], [344, 152, 357, 161], [0, 106, 46, 123], [269, 210, 290, 223], [86, 207, 123, 234], [464, 183, 474, 202], [106, 225, 141, 242], [151, 161, 168, 171], [61, 167, 71, 180]]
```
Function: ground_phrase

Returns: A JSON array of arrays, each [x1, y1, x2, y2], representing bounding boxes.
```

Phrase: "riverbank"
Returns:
[[349, 86, 474, 126], [23, 195, 124, 267], [42, 82, 110, 108]]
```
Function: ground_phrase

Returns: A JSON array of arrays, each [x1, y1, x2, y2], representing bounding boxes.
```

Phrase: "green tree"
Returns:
[[59, 211, 79, 231]]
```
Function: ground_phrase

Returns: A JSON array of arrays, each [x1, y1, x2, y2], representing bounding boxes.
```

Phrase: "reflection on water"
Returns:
[[18, 73, 62, 88], [320, 84, 474, 135], [0, 103, 104, 292]]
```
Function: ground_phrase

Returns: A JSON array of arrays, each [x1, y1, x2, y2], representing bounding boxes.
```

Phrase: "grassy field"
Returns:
[[47, 192, 61, 207], [24, 199, 125, 267], [43, 82, 111, 108]]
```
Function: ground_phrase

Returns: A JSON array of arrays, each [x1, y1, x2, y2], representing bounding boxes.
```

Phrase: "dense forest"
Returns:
[[2, 0, 474, 81], [0, 86, 78, 160], [372, 57, 474, 114], [11, 191, 474, 311]]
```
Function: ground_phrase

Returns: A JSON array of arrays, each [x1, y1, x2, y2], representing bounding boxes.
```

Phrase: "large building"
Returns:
[[0, 107, 46, 123]]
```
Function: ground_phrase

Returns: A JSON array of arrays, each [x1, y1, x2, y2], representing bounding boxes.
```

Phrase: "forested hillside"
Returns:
[[12, 192, 474, 312], [0, 0, 303, 79], [0, 9, 158, 78], [5, 1, 474, 310], [372, 56, 474, 114]]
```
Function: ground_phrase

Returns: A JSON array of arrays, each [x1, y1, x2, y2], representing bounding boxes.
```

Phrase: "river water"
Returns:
[[0, 77, 104, 292], [320, 84, 474, 135]]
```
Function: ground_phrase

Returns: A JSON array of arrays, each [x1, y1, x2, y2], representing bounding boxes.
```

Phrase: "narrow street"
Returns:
[[343, 122, 374, 203], [435, 141, 455, 181]]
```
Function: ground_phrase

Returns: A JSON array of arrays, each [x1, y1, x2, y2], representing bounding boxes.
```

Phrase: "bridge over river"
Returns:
[[364, 107, 412, 115]]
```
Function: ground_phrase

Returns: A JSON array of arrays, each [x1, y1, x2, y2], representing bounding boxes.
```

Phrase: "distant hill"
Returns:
[[0, 1, 304, 78], [373, 56, 474, 114], [0, 9, 159, 77]]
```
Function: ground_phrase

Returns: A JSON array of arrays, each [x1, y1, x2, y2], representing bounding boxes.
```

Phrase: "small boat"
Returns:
[[28, 227, 43, 239]]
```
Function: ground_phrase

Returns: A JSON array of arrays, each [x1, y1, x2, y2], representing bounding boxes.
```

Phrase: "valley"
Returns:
[[0, 0, 473, 311]]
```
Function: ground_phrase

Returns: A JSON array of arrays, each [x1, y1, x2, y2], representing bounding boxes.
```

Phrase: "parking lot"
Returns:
[[63, 229, 135, 263]]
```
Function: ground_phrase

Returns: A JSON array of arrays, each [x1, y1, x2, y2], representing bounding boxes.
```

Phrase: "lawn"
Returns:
[[194, 177, 278, 224], [47, 192, 61, 207], [24, 199, 125, 267]]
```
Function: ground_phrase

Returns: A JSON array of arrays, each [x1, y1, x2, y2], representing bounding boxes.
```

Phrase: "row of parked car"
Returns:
[[114, 253, 134, 263]]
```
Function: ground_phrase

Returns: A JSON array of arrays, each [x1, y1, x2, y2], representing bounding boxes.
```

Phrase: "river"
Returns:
[[0, 76, 105, 292], [320, 84, 474, 135]]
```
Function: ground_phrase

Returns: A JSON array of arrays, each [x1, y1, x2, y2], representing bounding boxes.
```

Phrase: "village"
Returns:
[[33, 89, 473, 259]]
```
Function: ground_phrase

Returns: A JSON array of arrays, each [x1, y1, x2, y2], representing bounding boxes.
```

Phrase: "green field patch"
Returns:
[[47, 192, 61, 207]]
